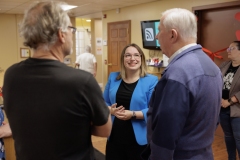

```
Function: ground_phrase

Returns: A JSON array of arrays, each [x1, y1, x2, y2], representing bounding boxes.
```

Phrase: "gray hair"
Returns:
[[161, 8, 197, 42], [85, 45, 91, 52], [20, 1, 70, 50]]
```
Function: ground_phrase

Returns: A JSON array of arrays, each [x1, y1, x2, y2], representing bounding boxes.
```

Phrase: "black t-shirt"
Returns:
[[3, 58, 109, 160], [109, 80, 138, 145], [222, 64, 239, 99], [221, 64, 239, 111]]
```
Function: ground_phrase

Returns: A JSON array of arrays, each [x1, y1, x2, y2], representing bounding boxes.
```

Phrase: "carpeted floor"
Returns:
[[94, 148, 105, 160]]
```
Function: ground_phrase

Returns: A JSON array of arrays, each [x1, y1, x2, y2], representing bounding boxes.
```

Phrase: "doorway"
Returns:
[[107, 20, 131, 76], [193, 1, 240, 137]]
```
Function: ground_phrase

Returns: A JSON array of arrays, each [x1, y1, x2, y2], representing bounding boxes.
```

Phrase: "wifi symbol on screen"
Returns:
[[145, 28, 154, 41]]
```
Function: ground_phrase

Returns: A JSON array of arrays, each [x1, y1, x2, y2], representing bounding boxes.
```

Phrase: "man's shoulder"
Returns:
[[5, 59, 31, 75], [166, 52, 214, 83]]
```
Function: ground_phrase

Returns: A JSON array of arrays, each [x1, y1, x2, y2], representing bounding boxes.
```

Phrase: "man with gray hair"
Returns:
[[146, 8, 222, 160], [2, 1, 111, 160]]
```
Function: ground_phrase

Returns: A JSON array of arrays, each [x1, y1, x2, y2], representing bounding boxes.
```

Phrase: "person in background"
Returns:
[[146, 8, 223, 160], [2, 1, 111, 160], [103, 43, 158, 160], [219, 40, 240, 160], [0, 111, 12, 160], [75, 45, 97, 77], [0, 87, 12, 160]]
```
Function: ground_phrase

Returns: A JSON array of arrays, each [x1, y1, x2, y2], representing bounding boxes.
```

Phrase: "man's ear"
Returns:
[[58, 29, 66, 43], [170, 29, 178, 42]]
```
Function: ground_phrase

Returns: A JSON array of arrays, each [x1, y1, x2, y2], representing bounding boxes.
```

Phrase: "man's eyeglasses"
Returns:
[[68, 26, 77, 34], [124, 54, 141, 60], [226, 47, 236, 52]]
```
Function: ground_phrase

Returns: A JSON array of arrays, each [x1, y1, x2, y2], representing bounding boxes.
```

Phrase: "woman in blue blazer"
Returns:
[[103, 43, 158, 160]]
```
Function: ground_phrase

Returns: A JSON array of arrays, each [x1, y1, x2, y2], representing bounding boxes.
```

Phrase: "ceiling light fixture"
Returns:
[[86, 19, 91, 22], [61, 4, 78, 11]]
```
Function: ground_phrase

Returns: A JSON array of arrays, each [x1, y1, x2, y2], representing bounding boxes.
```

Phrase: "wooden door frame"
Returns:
[[107, 20, 131, 76], [193, 1, 240, 44]]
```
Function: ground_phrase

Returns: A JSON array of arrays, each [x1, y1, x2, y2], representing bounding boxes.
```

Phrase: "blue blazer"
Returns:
[[103, 72, 158, 145]]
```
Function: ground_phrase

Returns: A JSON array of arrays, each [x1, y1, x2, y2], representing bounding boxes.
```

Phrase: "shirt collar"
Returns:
[[168, 43, 197, 63]]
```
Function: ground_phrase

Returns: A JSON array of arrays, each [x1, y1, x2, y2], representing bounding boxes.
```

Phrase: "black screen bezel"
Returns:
[[140, 20, 161, 50]]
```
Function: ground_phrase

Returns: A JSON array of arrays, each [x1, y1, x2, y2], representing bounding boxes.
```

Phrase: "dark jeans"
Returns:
[[105, 140, 147, 160], [220, 109, 240, 160]]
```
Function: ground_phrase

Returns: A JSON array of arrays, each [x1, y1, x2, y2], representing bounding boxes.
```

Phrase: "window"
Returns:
[[75, 30, 85, 57]]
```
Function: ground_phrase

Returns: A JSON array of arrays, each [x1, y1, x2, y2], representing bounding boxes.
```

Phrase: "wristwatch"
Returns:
[[132, 111, 136, 119], [228, 98, 234, 105]]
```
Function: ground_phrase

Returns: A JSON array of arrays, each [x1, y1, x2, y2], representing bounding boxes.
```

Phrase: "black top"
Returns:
[[110, 80, 139, 145], [221, 63, 239, 111], [3, 58, 109, 160]]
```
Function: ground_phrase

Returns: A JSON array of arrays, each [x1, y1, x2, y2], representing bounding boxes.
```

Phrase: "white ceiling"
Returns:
[[0, 0, 161, 18]]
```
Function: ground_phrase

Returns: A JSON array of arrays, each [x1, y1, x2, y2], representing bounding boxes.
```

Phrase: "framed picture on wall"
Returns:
[[20, 48, 31, 58], [64, 57, 71, 65]]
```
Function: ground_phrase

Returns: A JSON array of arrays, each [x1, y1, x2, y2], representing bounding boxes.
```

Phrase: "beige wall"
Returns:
[[91, 19, 103, 89], [76, 18, 91, 28], [101, 0, 237, 87], [0, 14, 18, 86]]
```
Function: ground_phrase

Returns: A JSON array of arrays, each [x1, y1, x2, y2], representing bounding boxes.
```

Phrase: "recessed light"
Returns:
[[86, 19, 91, 22]]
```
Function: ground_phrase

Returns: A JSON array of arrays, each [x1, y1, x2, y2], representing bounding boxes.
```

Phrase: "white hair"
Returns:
[[161, 8, 197, 42], [85, 45, 91, 52]]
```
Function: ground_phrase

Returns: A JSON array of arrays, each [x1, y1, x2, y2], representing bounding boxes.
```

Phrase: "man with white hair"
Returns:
[[75, 45, 97, 77], [146, 8, 223, 160]]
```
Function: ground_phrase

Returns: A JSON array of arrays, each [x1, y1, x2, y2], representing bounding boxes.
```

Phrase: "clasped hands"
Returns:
[[221, 99, 231, 108], [109, 103, 132, 120], [0, 122, 12, 138]]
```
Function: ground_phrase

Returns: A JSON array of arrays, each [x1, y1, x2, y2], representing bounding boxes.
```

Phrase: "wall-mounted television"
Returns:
[[140, 20, 160, 50]]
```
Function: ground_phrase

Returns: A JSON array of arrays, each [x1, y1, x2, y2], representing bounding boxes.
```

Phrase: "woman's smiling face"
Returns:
[[123, 46, 142, 71]]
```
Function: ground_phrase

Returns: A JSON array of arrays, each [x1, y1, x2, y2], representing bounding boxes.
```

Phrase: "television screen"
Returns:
[[140, 20, 160, 50]]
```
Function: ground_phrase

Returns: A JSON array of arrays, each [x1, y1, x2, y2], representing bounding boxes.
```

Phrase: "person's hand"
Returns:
[[115, 110, 132, 120], [221, 99, 230, 108], [109, 103, 124, 116], [0, 122, 12, 138]]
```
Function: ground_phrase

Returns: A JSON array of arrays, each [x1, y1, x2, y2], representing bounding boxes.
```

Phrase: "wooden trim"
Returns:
[[192, 1, 240, 11], [107, 20, 131, 25], [192, 1, 240, 44], [3, 136, 16, 160]]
